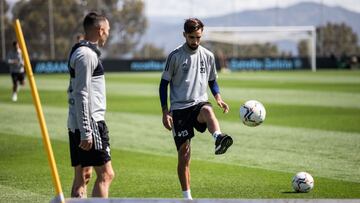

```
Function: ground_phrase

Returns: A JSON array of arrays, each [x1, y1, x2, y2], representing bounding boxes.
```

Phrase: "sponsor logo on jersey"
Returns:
[[182, 59, 189, 72]]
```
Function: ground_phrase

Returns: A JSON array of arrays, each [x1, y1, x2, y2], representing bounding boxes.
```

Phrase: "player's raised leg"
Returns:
[[197, 105, 233, 155]]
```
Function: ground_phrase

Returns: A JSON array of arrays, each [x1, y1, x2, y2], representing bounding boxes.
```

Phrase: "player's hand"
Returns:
[[162, 111, 173, 131], [218, 100, 229, 113], [79, 138, 93, 151], [215, 94, 229, 113]]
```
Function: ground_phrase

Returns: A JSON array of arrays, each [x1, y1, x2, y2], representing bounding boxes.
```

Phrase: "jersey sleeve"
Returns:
[[161, 50, 178, 81], [72, 47, 98, 140], [208, 53, 218, 81]]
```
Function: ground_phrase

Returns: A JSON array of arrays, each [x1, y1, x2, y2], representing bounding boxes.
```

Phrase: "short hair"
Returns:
[[83, 11, 107, 33], [184, 18, 204, 33], [12, 41, 18, 47]]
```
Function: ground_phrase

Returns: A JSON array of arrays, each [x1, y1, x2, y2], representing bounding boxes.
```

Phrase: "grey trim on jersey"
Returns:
[[161, 43, 218, 111], [67, 45, 106, 143]]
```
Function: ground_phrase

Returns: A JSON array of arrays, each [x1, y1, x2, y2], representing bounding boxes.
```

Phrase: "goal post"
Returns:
[[203, 26, 317, 72]]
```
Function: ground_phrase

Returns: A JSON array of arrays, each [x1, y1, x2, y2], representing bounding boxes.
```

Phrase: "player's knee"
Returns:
[[178, 143, 191, 165], [82, 167, 92, 181], [101, 169, 115, 183], [83, 172, 92, 184], [200, 105, 214, 117]]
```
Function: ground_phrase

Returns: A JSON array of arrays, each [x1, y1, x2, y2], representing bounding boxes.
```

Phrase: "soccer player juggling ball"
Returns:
[[159, 18, 233, 200]]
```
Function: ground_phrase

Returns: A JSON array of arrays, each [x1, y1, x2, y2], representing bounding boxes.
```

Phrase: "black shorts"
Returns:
[[69, 121, 111, 167], [172, 102, 211, 150], [11, 72, 25, 85]]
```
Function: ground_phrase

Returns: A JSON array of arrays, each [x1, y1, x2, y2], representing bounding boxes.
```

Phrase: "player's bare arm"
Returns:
[[214, 94, 229, 113]]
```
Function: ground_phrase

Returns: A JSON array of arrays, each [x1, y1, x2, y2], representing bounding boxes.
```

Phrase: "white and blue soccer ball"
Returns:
[[239, 100, 266, 127], [292, 172, 314, 193]]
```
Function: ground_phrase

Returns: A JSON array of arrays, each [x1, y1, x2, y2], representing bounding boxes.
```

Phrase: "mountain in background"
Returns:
[[141, 2, 360, 54]]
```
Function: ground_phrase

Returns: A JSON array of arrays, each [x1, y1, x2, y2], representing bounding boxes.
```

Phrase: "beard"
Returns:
[[187, 43, 199, 50], [99, 39, 106, 47], [99, 35, 108, 47]]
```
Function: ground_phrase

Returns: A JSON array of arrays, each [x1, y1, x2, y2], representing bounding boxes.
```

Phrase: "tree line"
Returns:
[[298, 22, 360, 57], [1, 0, 359, 60], [0, 0, 157, 60]]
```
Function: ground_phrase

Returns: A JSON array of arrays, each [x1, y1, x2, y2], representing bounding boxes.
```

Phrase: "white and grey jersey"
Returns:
[[161, 44, 217, 111], [7, 49, 24, 73], [67, 41, 106, 141]]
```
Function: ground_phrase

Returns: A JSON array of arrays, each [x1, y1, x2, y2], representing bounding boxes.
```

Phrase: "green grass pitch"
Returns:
[[0, 70, 359, 202]]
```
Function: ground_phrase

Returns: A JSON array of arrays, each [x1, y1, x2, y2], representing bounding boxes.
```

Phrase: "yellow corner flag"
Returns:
[[13, 19, 64, 203]]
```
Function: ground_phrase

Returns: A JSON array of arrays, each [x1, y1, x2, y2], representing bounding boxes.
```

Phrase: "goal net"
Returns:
[[203, 26, 316, 71]]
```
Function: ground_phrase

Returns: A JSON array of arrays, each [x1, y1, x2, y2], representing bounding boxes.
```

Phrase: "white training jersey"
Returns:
[[161, 43, 217, 111], [67, 41, 106, 141]]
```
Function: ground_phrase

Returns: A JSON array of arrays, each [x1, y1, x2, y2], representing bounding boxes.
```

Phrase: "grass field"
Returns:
[[0, 70, 359, 202]]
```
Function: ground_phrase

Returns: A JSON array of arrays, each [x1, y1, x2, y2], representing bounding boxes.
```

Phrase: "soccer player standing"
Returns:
[[159, 18, 233, 200], [67, 12, 114, 198]]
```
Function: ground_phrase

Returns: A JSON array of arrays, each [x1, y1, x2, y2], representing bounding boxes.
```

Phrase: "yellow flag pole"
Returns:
[[13, 19, 64, 203]]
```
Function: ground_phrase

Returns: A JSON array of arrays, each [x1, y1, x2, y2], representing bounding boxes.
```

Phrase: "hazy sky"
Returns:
[[5, 0, 360, 17], [144, 0, 360, 17]]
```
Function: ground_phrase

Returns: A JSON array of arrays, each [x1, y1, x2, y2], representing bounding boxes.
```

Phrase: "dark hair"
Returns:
[[83, 11, 107, 33], [184, 18, 204, 33], [12, 41, 18, 47]]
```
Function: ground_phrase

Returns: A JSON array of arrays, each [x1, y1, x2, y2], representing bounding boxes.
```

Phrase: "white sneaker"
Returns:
[[12, 93, 18, 102]]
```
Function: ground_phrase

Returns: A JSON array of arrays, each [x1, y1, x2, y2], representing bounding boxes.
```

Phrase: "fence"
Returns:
[[0, 57, 356, 74]]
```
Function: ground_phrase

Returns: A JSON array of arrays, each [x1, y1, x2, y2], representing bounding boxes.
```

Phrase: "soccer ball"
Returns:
[[239, 100, 266, 127], [292, 172, 314, 193]]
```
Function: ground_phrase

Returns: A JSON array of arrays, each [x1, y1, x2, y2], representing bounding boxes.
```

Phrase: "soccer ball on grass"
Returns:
[[292, 172, 314, 193], [239, 100, 266, 127]]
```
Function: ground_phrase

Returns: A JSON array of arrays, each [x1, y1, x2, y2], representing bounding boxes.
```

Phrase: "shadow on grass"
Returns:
[[281, 191, 299, 194]]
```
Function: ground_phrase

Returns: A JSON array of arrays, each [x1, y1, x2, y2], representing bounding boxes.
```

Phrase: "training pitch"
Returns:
[[0, 70, 359, 202]]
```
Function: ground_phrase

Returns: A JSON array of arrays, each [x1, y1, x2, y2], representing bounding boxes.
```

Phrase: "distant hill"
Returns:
[[141, 2, 360, 54]]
